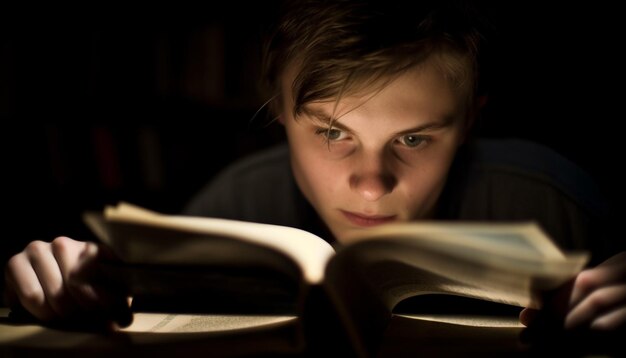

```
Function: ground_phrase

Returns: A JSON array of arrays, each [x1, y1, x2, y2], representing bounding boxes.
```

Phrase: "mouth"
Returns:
[[340, 210, 397, 227]]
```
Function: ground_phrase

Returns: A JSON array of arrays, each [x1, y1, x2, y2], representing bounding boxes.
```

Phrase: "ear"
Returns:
[[277, 115, 285, 125]]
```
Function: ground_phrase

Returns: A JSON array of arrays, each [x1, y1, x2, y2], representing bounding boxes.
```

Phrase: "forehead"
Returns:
[[280, 53, 472, 114], [283, 60, 469, 122]]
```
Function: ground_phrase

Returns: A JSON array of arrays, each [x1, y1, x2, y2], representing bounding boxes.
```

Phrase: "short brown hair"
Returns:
[[263, 0, 487, 117]]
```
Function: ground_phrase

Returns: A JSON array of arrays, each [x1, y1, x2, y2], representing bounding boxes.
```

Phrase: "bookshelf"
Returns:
[[0, 4, 284, 287]]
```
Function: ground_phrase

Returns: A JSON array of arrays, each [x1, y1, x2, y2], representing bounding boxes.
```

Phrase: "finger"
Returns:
[[51, 238, 101, 311], [590, 307, 626, 331], [569, 259, 626, 309], [26, 241, 77, 318], [50, 237, 88, 282], [597, 252, 626, 270], [565, 284, 626, 329], [5, 252, 56, 321]]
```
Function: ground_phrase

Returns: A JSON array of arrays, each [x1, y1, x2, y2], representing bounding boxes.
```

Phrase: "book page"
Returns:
[[0, 308, 302, 356], [335, 241, 588, 309], [349, 221, 568, 260], [120, 313, 297, 333], [377, 314, 524, 357], [115, 312, 303, 356], [396, 314, 523, 328], [336, 222, 589, 310], [317, 222, 589, 357], [86, 202, 335, 284]]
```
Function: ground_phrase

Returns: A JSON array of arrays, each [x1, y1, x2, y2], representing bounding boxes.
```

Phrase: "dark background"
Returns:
[[1, 2, 625, 294]]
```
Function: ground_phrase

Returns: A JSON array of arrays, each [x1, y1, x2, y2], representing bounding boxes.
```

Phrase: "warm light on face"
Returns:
[[281, 63, 470, 243]]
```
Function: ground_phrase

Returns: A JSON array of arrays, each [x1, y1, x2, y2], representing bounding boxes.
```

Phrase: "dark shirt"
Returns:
[[183, 138, 614, 265]]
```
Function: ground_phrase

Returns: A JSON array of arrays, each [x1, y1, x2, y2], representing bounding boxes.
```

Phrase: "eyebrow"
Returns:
[[301, 106, 456, 134], [301, 107, 353, 132], [301, 107, 335, 123], [392, 117, 455, 136]]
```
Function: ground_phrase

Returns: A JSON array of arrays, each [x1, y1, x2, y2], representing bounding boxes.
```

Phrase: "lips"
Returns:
[[340, 210, 397, 227]]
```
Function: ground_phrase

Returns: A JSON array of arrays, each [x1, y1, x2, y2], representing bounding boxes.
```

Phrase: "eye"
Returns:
[[315, 128, 348, 141], [399, 134, 428, 148]]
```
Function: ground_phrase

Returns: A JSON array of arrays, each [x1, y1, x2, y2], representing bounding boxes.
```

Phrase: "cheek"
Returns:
[[400, 148, 458, 207], [410, 165, 448, 194], [288, 132, 350, 197], [295, 153, 341, 194]]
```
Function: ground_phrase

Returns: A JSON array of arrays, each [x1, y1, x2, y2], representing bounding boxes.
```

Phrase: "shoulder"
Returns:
[[181, 143, 304, 225], [211, 143, 291, 183], [467, 138, 606, 217], [443, 138, 609, 251]]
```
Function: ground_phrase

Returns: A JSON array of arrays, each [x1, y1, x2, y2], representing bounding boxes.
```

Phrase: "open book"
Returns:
[[83, 202, 589, 357]]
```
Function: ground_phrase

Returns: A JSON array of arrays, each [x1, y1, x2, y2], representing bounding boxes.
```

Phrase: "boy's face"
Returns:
[[281, 63, 471, 243]]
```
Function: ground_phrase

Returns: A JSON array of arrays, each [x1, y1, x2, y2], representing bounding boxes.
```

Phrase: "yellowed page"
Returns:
[[396, 313, 524, 328], [99, 202, 335, 284], [119, 312, 297, 333], [0, 308, 302, 356], [351, 221, 580, 261]]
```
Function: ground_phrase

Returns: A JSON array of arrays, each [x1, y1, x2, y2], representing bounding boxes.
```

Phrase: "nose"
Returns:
[[349, 151, 397, 201]]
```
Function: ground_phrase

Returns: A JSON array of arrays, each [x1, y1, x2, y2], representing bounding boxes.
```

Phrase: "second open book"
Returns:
[[83, 202, 589, 356]]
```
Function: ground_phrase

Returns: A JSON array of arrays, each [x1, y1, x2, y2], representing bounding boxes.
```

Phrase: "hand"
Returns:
[[4, 236, 131, 326], [520, 251, 626, 331]]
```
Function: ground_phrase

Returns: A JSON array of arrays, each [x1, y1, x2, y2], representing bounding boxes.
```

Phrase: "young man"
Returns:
[[5, 0, 625, 333]]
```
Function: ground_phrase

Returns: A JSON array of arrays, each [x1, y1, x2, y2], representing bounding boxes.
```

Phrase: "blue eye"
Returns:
[[315, 128, 345, 141], [400, 134, 425, 147]]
